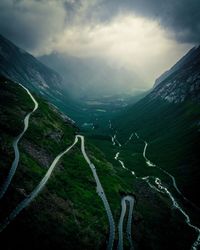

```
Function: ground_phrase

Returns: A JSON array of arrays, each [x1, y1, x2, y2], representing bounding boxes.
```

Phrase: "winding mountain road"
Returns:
[[138, 133, 200, 250], [0, 135, 116, 249], [114, 150, 135, 250], [3, 88, 199, 250], [112, 129, 200, 250], [78, 135, 115, 250], [118, 196, 134, 250], [0, 83, 38, 200], [0, 84, 115, 250], [0, 136, 78, 232]]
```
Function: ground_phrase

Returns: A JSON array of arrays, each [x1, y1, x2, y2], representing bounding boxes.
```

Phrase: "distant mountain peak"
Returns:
[[154, 46, 200, 88], [149, 45, 200, 103], [0, 33, 63, 94]]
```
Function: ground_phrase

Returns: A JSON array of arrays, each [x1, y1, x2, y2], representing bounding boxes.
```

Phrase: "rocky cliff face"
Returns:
[[0, 76, 124, 250], [0, 34, 63, 94], [150, 45, 200, 103], [0, 34, 83, 123]]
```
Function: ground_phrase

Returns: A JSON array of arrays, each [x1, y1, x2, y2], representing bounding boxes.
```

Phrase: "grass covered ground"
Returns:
[[0, 76, 199, 250], [0, 76, 129, 249], [86, 133, 199, 250], [112, 96, 200, 208]]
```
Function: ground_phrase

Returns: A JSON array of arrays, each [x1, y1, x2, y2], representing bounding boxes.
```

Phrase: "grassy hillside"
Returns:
[[0, 76, 198, 250], [86, 131, 199, 250], [113, 96, 200, 207], [0, 76, 127, 249]]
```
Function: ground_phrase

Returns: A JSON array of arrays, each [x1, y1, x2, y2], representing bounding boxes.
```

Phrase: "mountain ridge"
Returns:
[[38, 52, 145, 99], [0, 34, 63, 94], [1, 75, 198, 249], [0, 34, 87, 124], [150, 45, 200, 103], [111, 45, 200, 208], [154, 45, 200, 88]]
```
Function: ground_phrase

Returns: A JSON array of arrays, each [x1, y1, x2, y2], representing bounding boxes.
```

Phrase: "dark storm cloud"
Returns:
[[0, 0, 199, 53], [92, 0, 200, 44], [0, 0, 66, 52]]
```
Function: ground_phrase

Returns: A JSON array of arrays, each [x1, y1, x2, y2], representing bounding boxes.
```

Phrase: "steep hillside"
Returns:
[[114, 45, 200, 207], [0, 34, 84, 123], [0, 76, 198, 250], [116, 97, 200, 204], [152, 45, 200, 102], [0, 34, 63, 95], [154, 45, 200, 88], [0, 76, 127, 249]]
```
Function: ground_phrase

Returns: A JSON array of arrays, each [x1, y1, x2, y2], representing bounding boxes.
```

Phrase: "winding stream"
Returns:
[[124, 133, 134, 146], [114, 151, 135, 250], [0, 83, 38, 200], [114, 152, 128, 171], [138, 133, 200, 250], [2, 90, 199, 250], [112, 126, 200, 250], [111, 133, 122, 147]]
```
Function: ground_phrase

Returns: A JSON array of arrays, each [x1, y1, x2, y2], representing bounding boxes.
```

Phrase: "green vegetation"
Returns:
[[112, 97, 200, 207], [86, 96, 200, 249], [0, 76, 131, 249], [86, 133, 198, 250], [0, 76, 199, 250]]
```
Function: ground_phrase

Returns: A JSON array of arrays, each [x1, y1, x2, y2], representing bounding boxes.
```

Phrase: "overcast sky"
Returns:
[[0, 0, 199, 88]]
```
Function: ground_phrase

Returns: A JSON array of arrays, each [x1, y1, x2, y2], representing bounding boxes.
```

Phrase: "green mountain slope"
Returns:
[[114, 97, 200, 206], [0, 76, 199, 250], [113, 45, 200, 208], [0, 76, 126, 249], [84, 46, 200, 249], [0, 34, 63, 99], [0, 34, 87, 125]]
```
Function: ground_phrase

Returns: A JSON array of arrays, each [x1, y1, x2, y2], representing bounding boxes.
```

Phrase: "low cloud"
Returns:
[[0, 0, 66, 51], [49, 14, 191, 84], [0, 0, 197, 88]]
